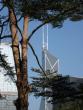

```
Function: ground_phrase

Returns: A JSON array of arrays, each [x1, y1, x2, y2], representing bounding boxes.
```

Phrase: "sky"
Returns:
[[28, 20, 83, 77], [28, 20, 83, 110]]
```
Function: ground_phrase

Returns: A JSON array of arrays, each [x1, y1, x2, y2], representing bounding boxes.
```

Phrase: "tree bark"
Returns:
[[19, 16, 29, 110], [8, 6, 29, 110], [8, 8, 22, 110]]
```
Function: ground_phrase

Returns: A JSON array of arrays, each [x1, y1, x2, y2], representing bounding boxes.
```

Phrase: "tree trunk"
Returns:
[[19, 16, 29, 110], [8, 6, 29, 110]]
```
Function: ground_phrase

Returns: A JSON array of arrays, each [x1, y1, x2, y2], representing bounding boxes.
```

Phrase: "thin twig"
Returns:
[[0, 35, 12, 40], [0, 6, 4, 11], [0, 18, 9, 39]]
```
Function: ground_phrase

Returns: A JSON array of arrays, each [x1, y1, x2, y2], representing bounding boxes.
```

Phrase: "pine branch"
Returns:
[[0, 53, 16, 82]]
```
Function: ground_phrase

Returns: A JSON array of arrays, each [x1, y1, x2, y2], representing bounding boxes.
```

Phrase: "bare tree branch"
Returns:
[[17, 15, 23, 22], [0, 24, 4, 38], [28, 22, 46, 41], [0, 34, 12, 39], [0, 5, 4, 11], [28, 42, 47, 77], [0, 18, 9, 38]]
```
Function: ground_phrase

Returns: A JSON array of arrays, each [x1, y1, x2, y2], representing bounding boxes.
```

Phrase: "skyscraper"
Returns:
[[39, 25, 59, 110]]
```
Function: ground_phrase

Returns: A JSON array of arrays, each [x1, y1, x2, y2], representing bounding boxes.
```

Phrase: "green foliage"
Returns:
[[31, 68, 83, 110], [0, 53, 16, 82], [5, 0, 83, 28], [54, 100, 83, 110]]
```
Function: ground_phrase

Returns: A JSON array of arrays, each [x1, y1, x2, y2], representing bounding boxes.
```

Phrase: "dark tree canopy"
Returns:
[[3, 0, 83, 28], [32, 74, 83, 104], [31, 69, 83, 105], [0, 0, 83, 41]]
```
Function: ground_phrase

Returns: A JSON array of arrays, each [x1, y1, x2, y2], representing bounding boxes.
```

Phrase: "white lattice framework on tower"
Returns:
[[40, 24, 59, 110]]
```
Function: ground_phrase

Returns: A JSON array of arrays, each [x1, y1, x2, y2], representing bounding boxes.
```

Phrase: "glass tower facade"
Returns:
[[39, 48, 59, 110]]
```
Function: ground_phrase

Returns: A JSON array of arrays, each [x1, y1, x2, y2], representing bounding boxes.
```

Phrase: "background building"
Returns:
[[0, 43, 17, 110]]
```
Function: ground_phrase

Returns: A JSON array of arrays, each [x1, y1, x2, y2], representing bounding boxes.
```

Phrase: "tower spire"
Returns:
[[42, 24, 48, 50], [47, 24, 48, 50]]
